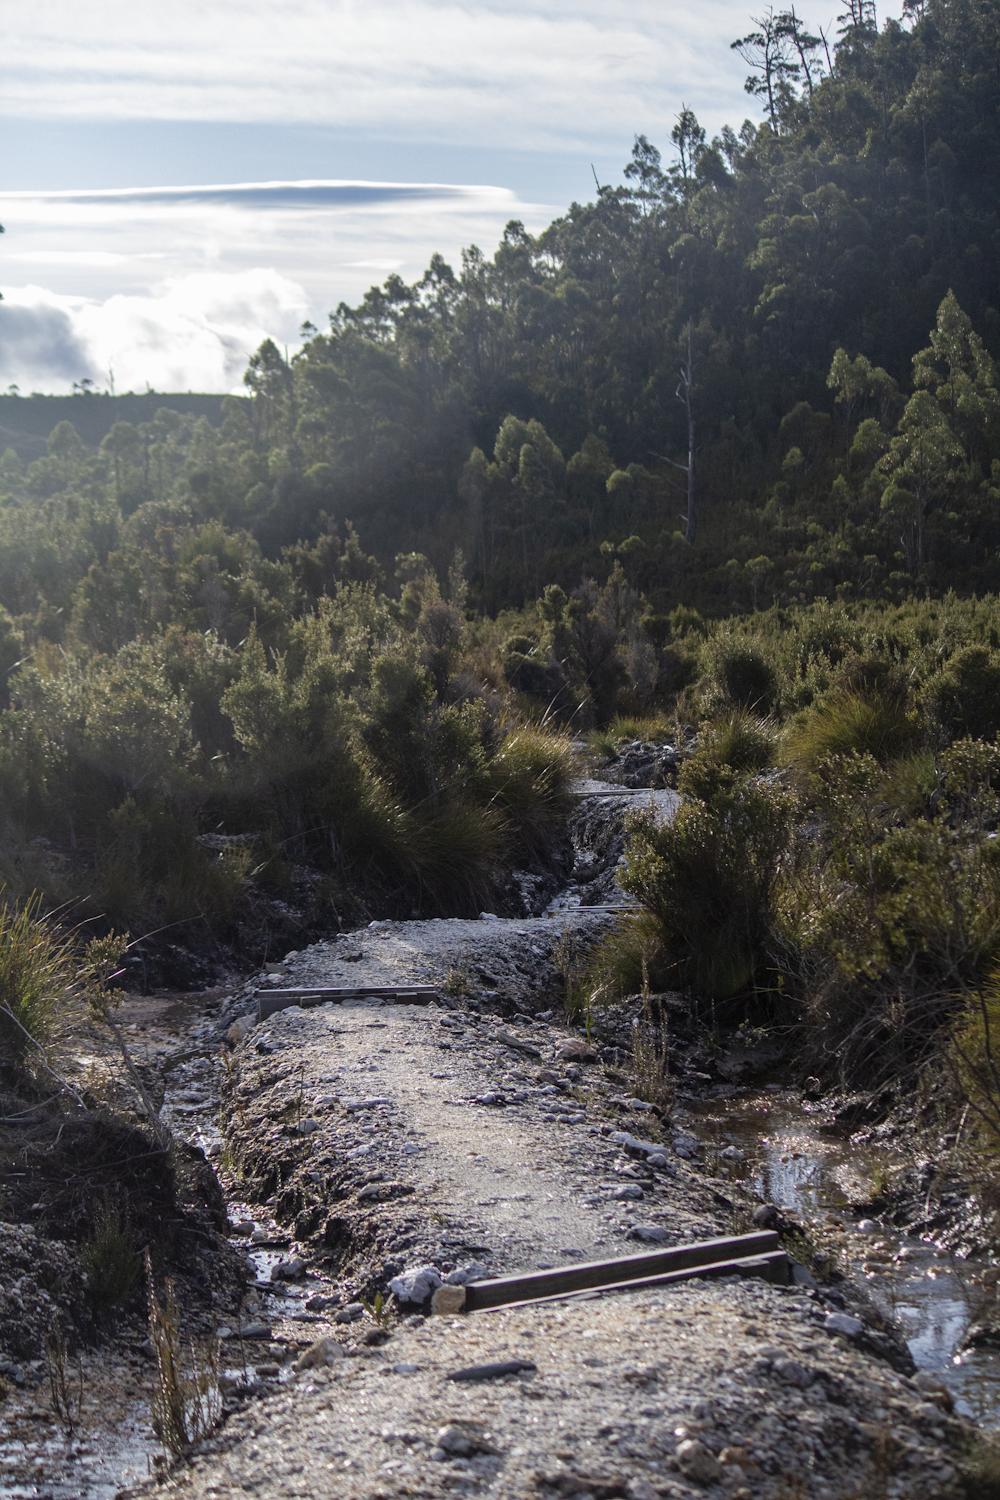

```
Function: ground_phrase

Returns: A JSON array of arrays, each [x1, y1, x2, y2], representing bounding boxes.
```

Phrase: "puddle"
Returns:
[[686, 1091, 1000, 1420]]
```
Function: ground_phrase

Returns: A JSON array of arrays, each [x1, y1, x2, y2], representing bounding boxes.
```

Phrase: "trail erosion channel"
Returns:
[[128, 913, 976, 1500]]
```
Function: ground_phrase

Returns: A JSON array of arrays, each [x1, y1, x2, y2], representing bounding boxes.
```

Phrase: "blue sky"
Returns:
[[0, 0, 903, 394]]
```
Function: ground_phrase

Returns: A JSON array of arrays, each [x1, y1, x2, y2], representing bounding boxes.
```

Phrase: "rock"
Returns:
[[227, 1015, 255, 1045], [393, 1361, 419, 1374], [675, 1438, 721, 1483], [752, 1203, 782, 1229], [436, 1423, 497, 1455], [790, 1261, 817, 1288], [629, 1224, 669, 1243], [254, 1363, 281, 1378], [219, 1322, 270, 1340], [431, 1284, 467, 1315], [446, 1359, 537, 1382], [294, 1336, 345, 1371], [334, 1302, 364, 1324], [671, 1135, 701, 1160], [271, 1256, 306, 1281], [558, 1038, 598, 1062], [444, 1261, 489, 1286], [825, 1312, 863, 1338], [304, 1294, 337, 1311], [295, 1117, 321, 1135], [774, 1357, 812, 1387], [719, 1145, 744, 1162], [614, 1184, 644, 1200], [389, 1264, 443, 1304]]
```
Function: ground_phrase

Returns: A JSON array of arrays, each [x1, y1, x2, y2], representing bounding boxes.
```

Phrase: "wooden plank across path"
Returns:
[[256, 985, 439, 1021], [462, 1231, 787, 1312]]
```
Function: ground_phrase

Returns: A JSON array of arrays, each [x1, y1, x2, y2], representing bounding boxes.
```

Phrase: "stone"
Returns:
[[389, 1264, 443, 1304], [446, 1359, 537, 1382], [444, 1260, 489, 1285], [614, 1184, 644, 1200], [824, 1312, 863, 1338], [752, 1204, 781, 1229], [431, 1284, 467, 1315], [630, 1224, 669, 1243], [558, 1038, 598, 1062], [790, 1261, 817, 1288], [227, 1015, 255, 1045], [436, 1423, 497, 1455], [294, 1336, 345, 1371], [675, 1438, 721, 1483], [271, 1256, 306, 1281], [334, 1302, 364, 1323]]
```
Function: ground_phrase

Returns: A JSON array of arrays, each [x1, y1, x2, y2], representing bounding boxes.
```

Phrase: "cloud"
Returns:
[[4, 0, 762, 150], [0, 179, 550, 392], [0, 270, 309, 394]]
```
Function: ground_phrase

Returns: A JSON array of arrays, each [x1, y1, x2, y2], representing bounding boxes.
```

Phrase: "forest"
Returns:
[[2, 0, 1000, 1122]]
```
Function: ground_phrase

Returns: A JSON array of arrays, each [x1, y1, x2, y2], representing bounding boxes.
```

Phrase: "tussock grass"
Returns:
[[82, 1195, 140, 1308], [0, 892, 74, 1064], [785, 691, 918, 773], [587, 715, 671, 758]]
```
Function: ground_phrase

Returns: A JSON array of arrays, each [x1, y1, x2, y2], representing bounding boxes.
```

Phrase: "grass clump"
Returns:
[[146, 1249, 220, 1456], [588, 715, 671, 758], [785, 691, 918, 774], [0, 892, 73, 1065], [82, 1194, 140, 1308]]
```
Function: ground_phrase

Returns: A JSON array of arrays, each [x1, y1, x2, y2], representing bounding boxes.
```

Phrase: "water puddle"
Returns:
[[685, 1090, 1000, 1420]]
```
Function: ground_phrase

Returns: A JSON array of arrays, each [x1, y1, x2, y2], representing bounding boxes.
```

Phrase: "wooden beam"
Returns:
[[256, 986, 438, 1021], [463, 1230, 782, 1312], [480, 1251, 790, 1311]]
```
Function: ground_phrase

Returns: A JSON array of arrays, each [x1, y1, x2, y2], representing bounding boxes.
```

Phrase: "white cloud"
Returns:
[[0, 270, 309, 394], [0, 179, 549, 392], [4, 0, 762, 149]]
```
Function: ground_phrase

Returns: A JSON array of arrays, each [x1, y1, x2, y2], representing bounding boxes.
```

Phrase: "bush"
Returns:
[[930, 644, 1000, 741], [620, 774, 797, 999], [709, 641, 778, 713], [0, 893, 73, 1064], [785, 691, 919, 773], [679, 711, 778, 796]]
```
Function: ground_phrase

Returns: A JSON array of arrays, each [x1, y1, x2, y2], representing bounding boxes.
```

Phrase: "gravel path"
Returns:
[[117, 903, 976, 1499], [142, 1275, 968, 1500]]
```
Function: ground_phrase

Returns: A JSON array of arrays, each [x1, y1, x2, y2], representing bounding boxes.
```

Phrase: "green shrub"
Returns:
[[0, 893, 73, 1064], [786, 691, 919, 773], [620, 776, 797, 999], [680, 711, 778, 794], [930, 643, 1000, 741], [709, 641, 778, 714]]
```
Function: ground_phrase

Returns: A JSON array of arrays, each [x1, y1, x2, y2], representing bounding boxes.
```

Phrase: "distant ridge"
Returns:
[[0, 392, 242, 462]]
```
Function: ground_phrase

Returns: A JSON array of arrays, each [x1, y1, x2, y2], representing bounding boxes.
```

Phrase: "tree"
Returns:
[[731, 8, 801, 131]]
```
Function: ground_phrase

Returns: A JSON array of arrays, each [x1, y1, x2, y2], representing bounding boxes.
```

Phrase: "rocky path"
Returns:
[[121, 913, 977, 1500]]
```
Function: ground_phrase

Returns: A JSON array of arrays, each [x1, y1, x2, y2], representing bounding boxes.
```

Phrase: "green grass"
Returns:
[[785, 691, 919, 773], [587, 716, 672, 758], [0, 892, 74, 1064]]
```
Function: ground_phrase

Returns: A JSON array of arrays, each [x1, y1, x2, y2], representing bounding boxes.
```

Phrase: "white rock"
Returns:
[[675, 1438, 721, 1483], [390, 1265, 443, 1303]]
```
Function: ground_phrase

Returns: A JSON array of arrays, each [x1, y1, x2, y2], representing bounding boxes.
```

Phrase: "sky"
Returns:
[[0, 0, 902, 396]]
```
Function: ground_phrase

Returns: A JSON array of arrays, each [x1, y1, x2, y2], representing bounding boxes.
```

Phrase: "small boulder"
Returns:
[[294, 1336, 344, 1371], [675, 1438, 721, 1483], [389, 1264, 443, 1304]]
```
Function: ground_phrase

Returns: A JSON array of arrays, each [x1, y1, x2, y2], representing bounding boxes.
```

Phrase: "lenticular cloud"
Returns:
[[0, 269, 309, 394]]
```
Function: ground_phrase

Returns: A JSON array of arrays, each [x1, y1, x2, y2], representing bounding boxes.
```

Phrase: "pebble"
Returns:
[[294, 1336, 345, 1371]]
